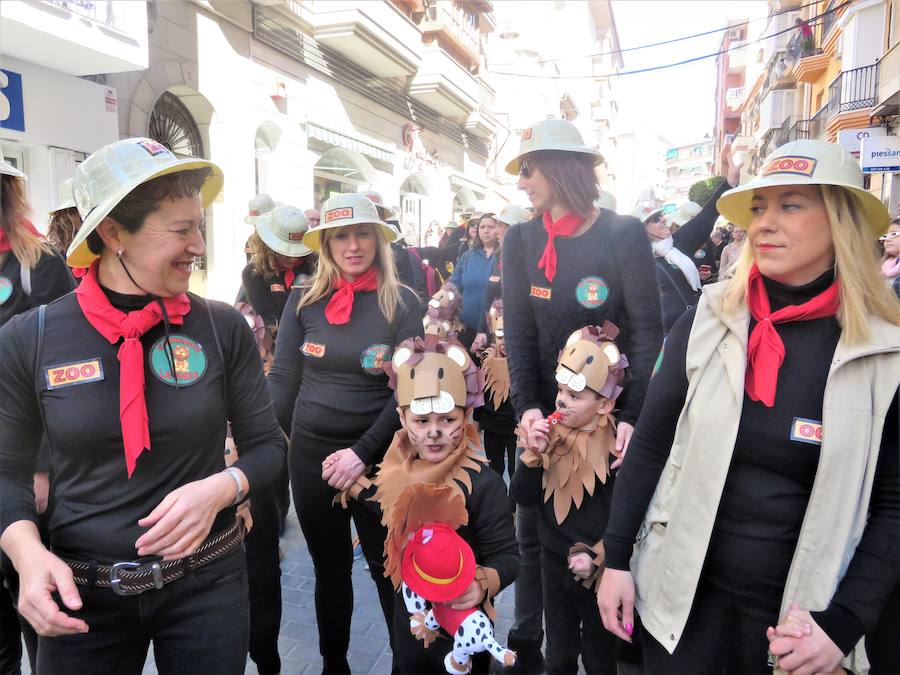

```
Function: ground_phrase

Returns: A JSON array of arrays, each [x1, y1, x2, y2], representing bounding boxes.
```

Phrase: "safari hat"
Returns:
[[0, 144, 25, 179], [670, 201, 701, 227], [245, 193, 276, 225], [67, 138, 222, 268], [495, 204, 531, 226], [630, 202, 664, 224], [359, 189, 396, 221], [717, 139, 890, 235], [255, 205, 312, 257], [49, 178, 76, 214], [506, 118, 604, 175], [595, 190, 617, 212], [303, 192, 399, 251]]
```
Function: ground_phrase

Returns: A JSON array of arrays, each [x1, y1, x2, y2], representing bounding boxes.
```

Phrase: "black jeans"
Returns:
[[541, 549, 615, 675], [641, 577, 777, 675], [1, 552, 38, 675], [290, 448, 395, 674], [245, 490, 282, 675], [483, 430, 516, 481], [867, 580, 900, 674], [36, 549, 249, 675]]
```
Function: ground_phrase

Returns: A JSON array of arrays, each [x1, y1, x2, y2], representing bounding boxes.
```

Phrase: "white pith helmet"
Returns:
[[303, 192, 399, 251], [255, 205, 313, 257], [495, 204, 532, 226], [50, 178, 77, 214], [505, 118, 604, 175]]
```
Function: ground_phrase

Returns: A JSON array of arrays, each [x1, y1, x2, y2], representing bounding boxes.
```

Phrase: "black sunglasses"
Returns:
[[519, 160, 532, 179]]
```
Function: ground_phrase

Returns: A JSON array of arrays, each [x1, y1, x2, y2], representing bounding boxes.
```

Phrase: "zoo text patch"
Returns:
[[45, 359, 104, 390]]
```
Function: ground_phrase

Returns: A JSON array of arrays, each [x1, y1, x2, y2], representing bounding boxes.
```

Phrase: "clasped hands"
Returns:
[[767, 603, 844, 675]]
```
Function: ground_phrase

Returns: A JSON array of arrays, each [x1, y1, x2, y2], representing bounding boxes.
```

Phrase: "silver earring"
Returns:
[[116, 249, 124, 259]]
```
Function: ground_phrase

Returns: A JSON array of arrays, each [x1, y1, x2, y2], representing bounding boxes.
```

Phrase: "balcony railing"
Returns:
[[789, 118, 810, 141], [772, 115, 795, 149], [422, 1, 480, 60], [784, 29, 822, 68], [45, 0, 117, 28], [808, 106, 827, 139], [827, 63, 879, 116], [820, 0, 839, 40]]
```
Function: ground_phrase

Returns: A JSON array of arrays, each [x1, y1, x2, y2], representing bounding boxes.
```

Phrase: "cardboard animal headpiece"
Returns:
[[555, 322, 628, 401], [487, 299, 503, 338], [424, 281, 463, 340], [386, 336, 484, 412]]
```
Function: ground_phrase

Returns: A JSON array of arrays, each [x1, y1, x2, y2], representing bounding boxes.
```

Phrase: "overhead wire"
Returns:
[[489, 0, 853, 80]]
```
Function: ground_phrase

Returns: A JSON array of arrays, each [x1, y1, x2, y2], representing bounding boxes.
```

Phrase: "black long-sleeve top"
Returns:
[[267, 286, 423, 465], [0, 249, 75, 328], [510, 458, 613, 557], [0, 290, 286, 562], [603, 272, 900, 654], [501, 211, 663, 424], [656, 180, 729, 334], [241, 259, 315, 329], [359, 463, 520, 592]]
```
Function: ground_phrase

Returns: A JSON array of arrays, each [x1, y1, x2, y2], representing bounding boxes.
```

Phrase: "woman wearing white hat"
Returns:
[[241, 205, 316, 332], [267, 192, 422, 672], [599, 139, 899, 675], [501, 117, 664, 673], [0, 137, 286, 674], [46, 178, 87, 279]]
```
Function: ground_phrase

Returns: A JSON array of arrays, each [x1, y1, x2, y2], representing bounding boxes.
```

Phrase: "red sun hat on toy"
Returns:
[[402, 523, 476, 603]]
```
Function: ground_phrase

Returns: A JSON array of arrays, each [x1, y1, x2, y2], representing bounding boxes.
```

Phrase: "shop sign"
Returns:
[[837, 127, 886, 158], [860, 136, 900, 174], [0, 69, 25, 132]]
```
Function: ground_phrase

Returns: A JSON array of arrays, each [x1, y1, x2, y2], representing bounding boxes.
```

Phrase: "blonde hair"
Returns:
[[248, 232, 281, 278], [1, 175, 52, 269], [298, 224, 410, 323], [722, 186, 900, 344]]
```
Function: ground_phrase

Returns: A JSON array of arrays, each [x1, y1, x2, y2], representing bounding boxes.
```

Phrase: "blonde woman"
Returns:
[[598, 140, 899, 674], [267, 193, 422, 673]]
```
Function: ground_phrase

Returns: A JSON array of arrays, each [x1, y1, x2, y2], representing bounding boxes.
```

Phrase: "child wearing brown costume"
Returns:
[[509, 322, 628, 675]]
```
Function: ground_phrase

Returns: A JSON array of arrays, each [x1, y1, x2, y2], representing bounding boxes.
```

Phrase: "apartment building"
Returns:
[[663, 137, 715, 209], [713, 19, 752, 175]]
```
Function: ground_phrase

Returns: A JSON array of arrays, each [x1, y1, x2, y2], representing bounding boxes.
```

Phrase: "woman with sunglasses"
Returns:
[[501, 118, 663, 672], [879, 219, 900, 299], [598, 139, 899, 674]]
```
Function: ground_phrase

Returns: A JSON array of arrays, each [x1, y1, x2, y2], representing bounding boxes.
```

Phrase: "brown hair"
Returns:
[[471, 212, 497, 250], [86, 167, 213, 254], [524, 150, 599, 216], [47, 207, 82, 254], [248, 231, 281, 278], [1, 174, 52, 269]]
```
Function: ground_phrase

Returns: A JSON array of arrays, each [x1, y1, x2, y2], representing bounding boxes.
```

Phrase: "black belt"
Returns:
[[63, 519, 244, 596]]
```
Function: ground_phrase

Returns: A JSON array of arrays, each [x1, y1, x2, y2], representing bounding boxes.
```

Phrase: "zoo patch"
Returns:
[[270, 284, 285, 292], [0, 277, 12, 305], [576, 276, 609, 309], [325, 207, 353, 223], [138, 139, 169, 157], [301, 341, 326, 358], [45, 358, 104, 390], [762, 156, 818, 178], [361, 343, 390, 375], [790, 418, 823, 445], [530, 285, 552, 300], [150, 335, 207, 386]]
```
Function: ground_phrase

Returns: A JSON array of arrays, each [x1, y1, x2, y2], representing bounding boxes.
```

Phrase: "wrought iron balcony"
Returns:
[[808, 106, 827, 139], [826, 63, 879, 117]]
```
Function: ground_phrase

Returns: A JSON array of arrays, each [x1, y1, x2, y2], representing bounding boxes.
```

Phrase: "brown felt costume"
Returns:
[[482, 346, 510, 410]]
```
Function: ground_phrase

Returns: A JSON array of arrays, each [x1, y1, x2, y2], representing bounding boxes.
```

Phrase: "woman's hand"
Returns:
[[2, 522, 87, 637], [766, 606, 844, 675], [518, 408, 545, 439], [33, 472, 50, 514], [527, 418, 551, 453], [448, 579, 487, 610], [321, 448, 365, 492], [568, 552, 593, 575], [611, 422, 634, 469], [724, 145, 743, 187], [597, 568, 636, 642], [135, 472, 239, 560]]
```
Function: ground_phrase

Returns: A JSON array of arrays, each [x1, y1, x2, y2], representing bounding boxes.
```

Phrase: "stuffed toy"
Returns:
[[423, 281, 464, 340]]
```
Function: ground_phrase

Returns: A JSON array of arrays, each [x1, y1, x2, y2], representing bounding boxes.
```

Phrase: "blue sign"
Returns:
[[0, 69, 25, 132]]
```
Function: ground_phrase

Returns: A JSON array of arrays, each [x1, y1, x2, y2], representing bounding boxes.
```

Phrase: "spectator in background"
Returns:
[[880, 218, 900, 298], [424, 220, 443, 247], [719, 224, 746, 279], [304, 208, 321, 228], [450, 212, 502, 348]]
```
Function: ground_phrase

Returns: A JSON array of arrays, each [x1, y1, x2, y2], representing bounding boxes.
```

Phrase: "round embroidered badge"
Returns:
[[694, 248, 707, 259], [150, 335, 207, 386], [361, 343, 390, 375], [0, 277, 13, 305], [575, 276, 609, 309]]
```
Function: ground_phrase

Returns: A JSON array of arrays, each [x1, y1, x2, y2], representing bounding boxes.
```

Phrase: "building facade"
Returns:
[[663, 137, 714, 209], [713, 19, 751, 175], [615, 127, 671, 211]]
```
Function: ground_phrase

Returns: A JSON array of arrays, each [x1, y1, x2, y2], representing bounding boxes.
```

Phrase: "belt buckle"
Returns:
[[109, 561, 164, 596]]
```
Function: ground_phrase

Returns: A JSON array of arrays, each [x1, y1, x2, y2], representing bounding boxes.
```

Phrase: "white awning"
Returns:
[[306, 123, 394, 164]]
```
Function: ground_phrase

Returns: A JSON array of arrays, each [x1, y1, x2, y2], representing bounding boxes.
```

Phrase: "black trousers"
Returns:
[[641, 577, 777, 675], [541, 549, 616, 675], [483, 429, 516, 481], [35, 549, 249, 675], [867, 580, 900, 674], [290, 441, 396, 674], [245, 490, 283, 675]]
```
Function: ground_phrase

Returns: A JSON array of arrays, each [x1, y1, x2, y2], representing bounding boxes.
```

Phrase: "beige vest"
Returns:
[[631, 282, 900, 673]]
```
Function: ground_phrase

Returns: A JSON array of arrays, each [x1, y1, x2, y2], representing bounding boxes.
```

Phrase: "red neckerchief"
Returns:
[[539, 212, 585, 282], [275, 260, 297, 289], [75, 260, 191, 477], [72, 267, 89, 279], [745, 263, 839, 407], [0, 219, 44, 252], [324, 266, 378, 325]]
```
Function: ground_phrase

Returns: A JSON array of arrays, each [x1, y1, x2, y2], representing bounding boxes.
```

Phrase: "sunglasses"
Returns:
[[519, 160, 532, 179], [879, 231, 900, 242]]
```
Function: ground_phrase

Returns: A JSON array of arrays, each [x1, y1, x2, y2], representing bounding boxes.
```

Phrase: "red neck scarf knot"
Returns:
[[745, 263, 839, 407], [74, 260, 191, 477], [539, 212, 585, 282], [325, 266, 379, 325]]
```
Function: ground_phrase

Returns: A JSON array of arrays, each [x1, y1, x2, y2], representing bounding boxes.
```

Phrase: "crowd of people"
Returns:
[[0, 116, 897, 675]]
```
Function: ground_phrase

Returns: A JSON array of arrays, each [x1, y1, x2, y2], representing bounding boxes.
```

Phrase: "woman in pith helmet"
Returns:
[[598, 139, 899, 674], [0, 137, 286, 674]]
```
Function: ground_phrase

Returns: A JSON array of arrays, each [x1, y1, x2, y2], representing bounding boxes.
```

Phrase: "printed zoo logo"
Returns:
[[150, 335, 207, 386]]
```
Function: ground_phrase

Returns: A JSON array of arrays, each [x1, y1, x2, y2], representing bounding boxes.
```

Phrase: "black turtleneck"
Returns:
[[603, 270, 899, 654], [0, 289, 286, 562]]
